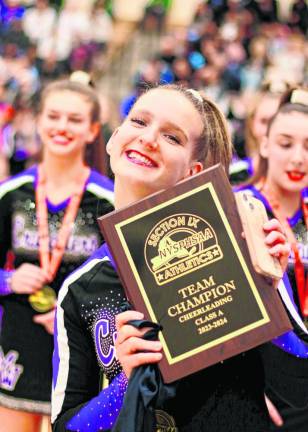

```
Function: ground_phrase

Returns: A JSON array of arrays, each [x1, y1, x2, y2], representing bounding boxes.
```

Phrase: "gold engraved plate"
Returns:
[[145, 213, 223, 286], [29, 286, 56, 313]]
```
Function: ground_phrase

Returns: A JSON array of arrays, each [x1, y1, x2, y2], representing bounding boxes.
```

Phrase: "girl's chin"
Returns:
[[119, 175, 161, 193], [285, 181, 306, 192]]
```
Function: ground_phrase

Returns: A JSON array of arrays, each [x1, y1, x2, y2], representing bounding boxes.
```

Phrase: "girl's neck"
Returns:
[[41, 152, 88, 187], [40, 152, 89, 205], [114, 179, 150, 209], [261, 178, 302, 218]]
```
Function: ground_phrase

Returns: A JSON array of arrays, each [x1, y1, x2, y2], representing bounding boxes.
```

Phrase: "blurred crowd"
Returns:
[[0, 0, 307, 183], [0, 0, 114, 180]]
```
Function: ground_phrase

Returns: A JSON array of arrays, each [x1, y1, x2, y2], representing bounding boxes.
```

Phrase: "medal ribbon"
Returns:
[[35, 164, 88, 282], [264, 191, 308, 317]]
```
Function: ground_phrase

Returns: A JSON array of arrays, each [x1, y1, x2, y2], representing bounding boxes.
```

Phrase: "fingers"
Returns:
[[263, 219, 290, 273], [116, 336, 162, 356], [33, 309, 55, 323], [263, 218, 283, 234], [267, 242, 290, 259], [264, 230, 286, 248], [115, 310, 163, 378], [11, 264, 48, 294], [33, 310, 55, 334], [115, 322, 149, 345], [117, 351, 163, 378], [265, 394, 284, 427], [115, 310, 144, 332], [115, 335, 163, 378]]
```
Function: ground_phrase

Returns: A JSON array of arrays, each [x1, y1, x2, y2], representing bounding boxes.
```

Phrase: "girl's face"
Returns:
[[37, 90, 98, 160], [252, 94, 280, 141], [107, 89, 204, 197], [260, 111, 308, 193]]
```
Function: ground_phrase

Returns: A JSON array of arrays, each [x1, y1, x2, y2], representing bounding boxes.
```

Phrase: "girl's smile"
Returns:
[[125, 149, 158, 168]]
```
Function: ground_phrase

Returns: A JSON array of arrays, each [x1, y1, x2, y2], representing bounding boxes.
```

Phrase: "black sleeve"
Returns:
[[52, 281, 101, 430], [52, 262, 127, 431]]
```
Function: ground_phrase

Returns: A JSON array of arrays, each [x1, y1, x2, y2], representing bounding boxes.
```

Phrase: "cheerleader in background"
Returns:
[[0, 78, 114, 431]]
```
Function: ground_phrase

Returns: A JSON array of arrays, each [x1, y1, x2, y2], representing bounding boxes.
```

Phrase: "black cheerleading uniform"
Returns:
[[236, 185, 308, 432], [52, 242, 271, 432], [0, 165, 114, 414]]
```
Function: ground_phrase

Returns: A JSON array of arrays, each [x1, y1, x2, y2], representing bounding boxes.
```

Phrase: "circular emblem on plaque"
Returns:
[[29, 286, 57, 313], [155, 409, 177, 431], [145, 213, 223, 285]]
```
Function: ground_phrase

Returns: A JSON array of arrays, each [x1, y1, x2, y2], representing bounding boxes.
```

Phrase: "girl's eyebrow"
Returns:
[[131, 109, 188, 140], [46, 109, 84, 117], [276, 133, 293, 139], [163, 121, 188, 141]]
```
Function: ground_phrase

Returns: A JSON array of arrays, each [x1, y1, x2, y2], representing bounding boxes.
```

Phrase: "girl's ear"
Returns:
[[259, 136, 269, 159], [189, 161, 203, 177], [88, 122, 100, 143], [106, 128, 119, 155]]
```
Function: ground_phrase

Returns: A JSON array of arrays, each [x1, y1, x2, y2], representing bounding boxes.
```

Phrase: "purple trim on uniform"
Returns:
[[47, 197, 71, 213], [0, 270, 14, 296], [88, 170, 114, 192], [288, 206, 303, 226], [57, 243, 109, 287], [289, 188, 308, 226], [53, 309, 60, 390], [38, 169, 114, 214], [246, 157, 254, 176], [23, 165, 37, 177], [0, 165, 36, 188], [66, 371, 128, 432], [272, 331, 308, 358], [0, 306, 3, 330], [44, 168, 92, 213]]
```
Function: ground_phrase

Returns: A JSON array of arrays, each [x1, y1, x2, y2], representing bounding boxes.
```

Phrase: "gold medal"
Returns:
[[29, 286, 56, 313]]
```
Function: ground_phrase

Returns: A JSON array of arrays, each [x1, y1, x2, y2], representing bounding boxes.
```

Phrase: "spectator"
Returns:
[[22, 0, 57, 69]]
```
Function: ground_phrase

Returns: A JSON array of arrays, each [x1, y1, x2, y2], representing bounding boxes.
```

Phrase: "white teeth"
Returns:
[[128, 151, 154, 166], [52, 135, 70, 143]]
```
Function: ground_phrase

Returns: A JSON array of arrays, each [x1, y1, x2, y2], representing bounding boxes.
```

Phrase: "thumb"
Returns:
[[33, 314, 44, 323]]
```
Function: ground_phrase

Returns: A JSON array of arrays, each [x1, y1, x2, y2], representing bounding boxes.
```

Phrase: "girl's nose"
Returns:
[[139, 129, 158, 150], [55, 116, 69, 131], [291, 143, 305, 165]]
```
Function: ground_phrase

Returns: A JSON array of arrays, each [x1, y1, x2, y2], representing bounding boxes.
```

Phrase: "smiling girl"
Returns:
[[0, 79, 114, 431], [52, 84, 289, 432]]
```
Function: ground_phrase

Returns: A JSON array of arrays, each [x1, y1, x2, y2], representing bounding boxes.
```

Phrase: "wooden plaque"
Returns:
[[98, 164, 291, 383]]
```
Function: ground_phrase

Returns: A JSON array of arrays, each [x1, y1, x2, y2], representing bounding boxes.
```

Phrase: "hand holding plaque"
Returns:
[[98, 164, 291, 383], [235, 191, 284, 280]]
